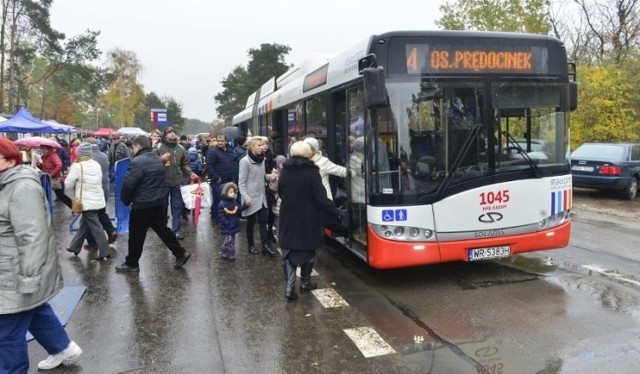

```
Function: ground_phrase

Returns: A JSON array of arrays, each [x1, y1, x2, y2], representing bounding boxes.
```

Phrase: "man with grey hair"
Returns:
[[116, 135, 191, 272]]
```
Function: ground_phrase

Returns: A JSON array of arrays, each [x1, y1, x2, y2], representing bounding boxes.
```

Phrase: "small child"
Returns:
[[188, 147, 203, 176], [216, 182, 247, 261], [269, 155, 287, 238]]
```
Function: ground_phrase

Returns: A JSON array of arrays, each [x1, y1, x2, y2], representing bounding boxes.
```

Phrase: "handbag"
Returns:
[[71, 163, 84, 213], [51, 176, 62, 190]]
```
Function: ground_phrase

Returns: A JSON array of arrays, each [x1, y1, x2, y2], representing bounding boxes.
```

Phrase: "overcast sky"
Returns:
[[50, 0, 447, 122]]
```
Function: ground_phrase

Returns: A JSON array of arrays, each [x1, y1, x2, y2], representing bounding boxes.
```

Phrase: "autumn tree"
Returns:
[[29, 30, 101, 119], [0, 0, 64, 112], [550, 0, 640, 65], [100, 48, 145, 126], [215, 43, 291, 121], [571, 65, 640, 147], [437, 0, 551, 33], [134, 91, 163, 130]]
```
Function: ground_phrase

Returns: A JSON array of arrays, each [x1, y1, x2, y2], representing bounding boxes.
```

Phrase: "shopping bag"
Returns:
[[180, 180, 211, 210], [51, 176, 63, 190]]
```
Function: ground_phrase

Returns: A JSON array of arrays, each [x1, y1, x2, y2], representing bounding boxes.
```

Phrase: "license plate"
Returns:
[[571, 165, 594, 172], [469, 246, 511, 261]]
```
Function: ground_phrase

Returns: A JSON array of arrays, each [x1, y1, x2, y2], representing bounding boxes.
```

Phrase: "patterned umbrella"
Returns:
[[14, 136, 62, 149]]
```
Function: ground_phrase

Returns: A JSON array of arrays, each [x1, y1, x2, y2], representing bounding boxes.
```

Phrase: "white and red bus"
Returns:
[[233, 30, 577, 269]]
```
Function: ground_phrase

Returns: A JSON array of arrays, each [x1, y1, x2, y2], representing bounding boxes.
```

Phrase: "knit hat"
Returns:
[[163, 126, 176, 136], [275, 155, 287, 166], [221, 182, 238, 197], [76, 142, 93, 157], [303, 137, 319, 152]]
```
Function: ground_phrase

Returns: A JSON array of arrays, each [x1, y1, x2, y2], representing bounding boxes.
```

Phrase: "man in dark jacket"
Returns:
[[116, 135, 191, 272], [206, 133, 236, 223], [157, 127, 197, 239], [108, 136, 130, 165]]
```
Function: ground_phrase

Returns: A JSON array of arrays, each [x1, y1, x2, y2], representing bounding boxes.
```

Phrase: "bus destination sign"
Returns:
[[406, 44, 548, 75]]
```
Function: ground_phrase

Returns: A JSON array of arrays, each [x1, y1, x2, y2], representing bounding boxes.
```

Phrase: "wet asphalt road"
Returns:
[[27, 191, 640, 373]]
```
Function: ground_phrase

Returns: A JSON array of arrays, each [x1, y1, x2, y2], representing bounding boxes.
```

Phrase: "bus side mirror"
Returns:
[[569, 82, 578, 111], [362, 67, 390, 109]]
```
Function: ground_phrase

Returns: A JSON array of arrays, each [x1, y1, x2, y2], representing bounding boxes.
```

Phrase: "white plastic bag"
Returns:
[[180, 182, 211, 209]]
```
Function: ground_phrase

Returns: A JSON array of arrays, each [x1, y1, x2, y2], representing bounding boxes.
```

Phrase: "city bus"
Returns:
[[232, 30, 577, 269]]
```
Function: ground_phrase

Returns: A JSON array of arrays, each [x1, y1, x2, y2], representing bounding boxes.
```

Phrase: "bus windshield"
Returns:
[[368, 78, 569, 200]]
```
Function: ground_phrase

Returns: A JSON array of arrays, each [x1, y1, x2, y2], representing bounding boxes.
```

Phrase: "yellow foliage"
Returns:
[[571, 65, 640, 149]]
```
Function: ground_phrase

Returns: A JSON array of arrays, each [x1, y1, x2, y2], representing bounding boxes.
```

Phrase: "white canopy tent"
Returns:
[[117, 127, 148, 137]]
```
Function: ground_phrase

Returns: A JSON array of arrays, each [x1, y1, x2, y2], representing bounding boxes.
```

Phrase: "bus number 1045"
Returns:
[[479, 190, 510, 205]]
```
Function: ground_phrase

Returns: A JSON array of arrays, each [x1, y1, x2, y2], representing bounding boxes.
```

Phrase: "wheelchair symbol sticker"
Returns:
[[382, 210, 394, 222], [382, 209, 407, 222]]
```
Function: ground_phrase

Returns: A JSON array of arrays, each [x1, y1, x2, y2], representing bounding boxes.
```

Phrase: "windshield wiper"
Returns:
[[434, 124, 483, 200], [502, 131, 541, 177]]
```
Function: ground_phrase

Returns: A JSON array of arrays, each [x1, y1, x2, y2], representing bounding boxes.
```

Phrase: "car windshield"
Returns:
[[572, 144, 626, 161]]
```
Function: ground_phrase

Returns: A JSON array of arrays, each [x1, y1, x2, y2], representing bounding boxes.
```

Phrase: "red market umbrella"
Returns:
[[91, 127, 121, 137], [14, 136, 62, 149]]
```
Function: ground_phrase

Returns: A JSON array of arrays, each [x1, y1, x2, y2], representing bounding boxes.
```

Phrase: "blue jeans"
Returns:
[[165, 185, 184, 234], [0, 303, 70, 373]]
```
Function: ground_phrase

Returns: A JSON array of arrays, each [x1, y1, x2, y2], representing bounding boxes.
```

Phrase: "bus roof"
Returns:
[[232, 30, 566, 125]]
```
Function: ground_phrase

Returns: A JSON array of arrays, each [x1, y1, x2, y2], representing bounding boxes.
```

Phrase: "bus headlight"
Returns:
[[393, 227, 404, 237], [370, 224, 436, 242], [539, 210, 571, 230]]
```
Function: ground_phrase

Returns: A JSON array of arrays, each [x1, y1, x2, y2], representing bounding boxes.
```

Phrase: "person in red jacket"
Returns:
[[38, 145, 72, 209], [69, 139, 80, 163]]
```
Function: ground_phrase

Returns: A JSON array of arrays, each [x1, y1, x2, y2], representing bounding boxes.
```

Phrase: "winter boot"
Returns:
[[300, 261, 317, 292], [284, 260, 298, 300], [228, 247, 236, 261], [262, 241, 277, 257]]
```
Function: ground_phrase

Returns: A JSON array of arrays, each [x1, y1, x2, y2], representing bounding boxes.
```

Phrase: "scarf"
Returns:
[[247, 150, 265, 164]]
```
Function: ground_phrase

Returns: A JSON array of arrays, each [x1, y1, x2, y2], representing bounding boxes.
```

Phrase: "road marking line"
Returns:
[[583, 264, 606, 273], [311, 288, 349, 308], [343, 327, 396, 358], [582, 265, 640, 287]]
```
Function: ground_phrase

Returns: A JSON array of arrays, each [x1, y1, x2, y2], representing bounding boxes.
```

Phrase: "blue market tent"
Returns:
[[0, 107, 73, 134], [44, 119, 76, 134]]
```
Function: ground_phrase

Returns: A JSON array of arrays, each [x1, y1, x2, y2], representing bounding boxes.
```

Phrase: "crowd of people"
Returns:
[[0, 126, 358, 372]]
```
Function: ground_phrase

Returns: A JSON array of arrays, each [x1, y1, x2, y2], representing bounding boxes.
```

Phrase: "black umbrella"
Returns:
[[221, 126, 243, 140]]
